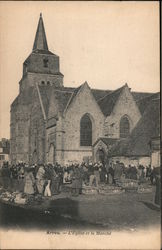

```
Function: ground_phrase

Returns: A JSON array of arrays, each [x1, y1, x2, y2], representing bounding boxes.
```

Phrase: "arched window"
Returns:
[[120, 116, 130, 138], [80, 114, 92, 146]]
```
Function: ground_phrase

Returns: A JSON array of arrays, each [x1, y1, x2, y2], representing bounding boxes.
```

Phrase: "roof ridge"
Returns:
[[92, 88, 112, 91], [54, 89, 74, 93]]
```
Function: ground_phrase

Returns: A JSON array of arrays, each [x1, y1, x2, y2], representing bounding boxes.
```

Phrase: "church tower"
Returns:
[[19, 13, 64, 92]]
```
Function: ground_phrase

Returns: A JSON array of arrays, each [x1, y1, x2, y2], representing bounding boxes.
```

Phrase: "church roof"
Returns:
[[38, 85, 74, 116], [132, 91, 154, 102], [33, 13, 49, 53], [65, 84, 84, 111], [92, 89, 112, 100], [136, 92, 160, 114], [53, 90, 74, 114], [108, 97, 160, 157], [97, 85, 125, 116], [37, 83, 157, 118]]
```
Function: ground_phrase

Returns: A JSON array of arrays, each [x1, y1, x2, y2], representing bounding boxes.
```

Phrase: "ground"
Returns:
[[0, 186, 160, 232]]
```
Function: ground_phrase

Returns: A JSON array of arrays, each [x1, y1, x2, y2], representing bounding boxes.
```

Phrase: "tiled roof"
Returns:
[[132, 91, 155, 102], [38, 85, 74, 116], [136, 92, 160, 114], [91, 89, 111, 101], [97, 85, 125, 116], [33, 13, 49, 52], [12, 83, 157, 121], [38, 84, 157, 118], [65, 84, 83, 110], [109, 97, 160, 157], [53, 90, 73, 114]]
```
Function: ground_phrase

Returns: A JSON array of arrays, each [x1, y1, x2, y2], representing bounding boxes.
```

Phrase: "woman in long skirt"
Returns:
[[24, 168, 35, 195]]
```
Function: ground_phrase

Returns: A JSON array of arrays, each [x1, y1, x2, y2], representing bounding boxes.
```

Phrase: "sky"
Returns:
[[0, 1, 160, 139]]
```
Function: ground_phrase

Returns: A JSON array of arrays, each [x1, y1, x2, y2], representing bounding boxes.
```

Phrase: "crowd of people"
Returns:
[[0, 161, 157, 197]]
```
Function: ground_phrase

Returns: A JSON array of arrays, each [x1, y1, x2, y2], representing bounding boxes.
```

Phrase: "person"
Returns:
[[154, 167, 160, 206], [78, 164, 84, 194], [99, 163, 107, 183], [137, 165, 143, 182], [94, 163, 100, 187], [10, 165, 19, 191], [108, 162, 115, 184], [130, 165, 137, 180], [89, 162, 95, 186], [18, 165, 25, 192], [82, 163, 89, 185], [71, 166, 82, 196], [63, 169, 71, 184], [114, 161, 123, 184], [24, 167, 35, 195], [36, 165, 46, 194], [150, 167, 154, 185], [1, 164, 11, 190], [44, 165, 52, 197]]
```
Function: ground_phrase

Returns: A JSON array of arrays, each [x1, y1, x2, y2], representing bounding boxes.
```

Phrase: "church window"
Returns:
[[80, 114, 92, 146], [43, 58, 48, 68], [47, 81, 50, 85], [120, 116, 130, 138], [41, 81, 45, 85]]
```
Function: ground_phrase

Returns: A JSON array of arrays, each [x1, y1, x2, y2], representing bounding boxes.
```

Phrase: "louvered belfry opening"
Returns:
[[80, 114, 92, 146], [120, 116, 130, 138]]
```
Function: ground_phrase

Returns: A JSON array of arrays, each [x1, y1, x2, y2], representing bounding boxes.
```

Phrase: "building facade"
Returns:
[[0, 138, 10, 167], [10, 14, 159, 166]]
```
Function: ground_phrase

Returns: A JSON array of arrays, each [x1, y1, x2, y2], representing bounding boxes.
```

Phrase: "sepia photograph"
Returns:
[[0, 1, 161, 249]]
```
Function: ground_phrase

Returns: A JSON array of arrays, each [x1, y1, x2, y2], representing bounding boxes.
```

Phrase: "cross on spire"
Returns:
[[33, 13, 48, 51]]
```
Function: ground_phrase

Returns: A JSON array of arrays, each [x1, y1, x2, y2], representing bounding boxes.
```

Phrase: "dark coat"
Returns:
[[72, 168, 82, 189]]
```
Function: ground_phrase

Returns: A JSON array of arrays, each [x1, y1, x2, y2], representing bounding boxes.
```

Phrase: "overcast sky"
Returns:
[[0, 1, 160, 139]]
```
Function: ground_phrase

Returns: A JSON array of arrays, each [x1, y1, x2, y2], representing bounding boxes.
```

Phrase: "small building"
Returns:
[[0, 138, 10, 167]]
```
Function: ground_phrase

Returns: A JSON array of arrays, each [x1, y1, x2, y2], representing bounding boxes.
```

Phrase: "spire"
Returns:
[[33, 13, 48, 51]]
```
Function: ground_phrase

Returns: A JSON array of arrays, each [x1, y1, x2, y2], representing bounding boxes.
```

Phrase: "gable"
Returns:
[[112, 85, 141, 120], [109, 98, 160, 157], [64, 82, 104, 117]]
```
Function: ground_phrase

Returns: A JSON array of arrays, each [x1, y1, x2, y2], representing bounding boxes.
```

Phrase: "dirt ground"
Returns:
[[0, 186, 160, 231]]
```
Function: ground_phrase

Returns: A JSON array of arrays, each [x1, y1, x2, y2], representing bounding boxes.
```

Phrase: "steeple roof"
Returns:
[[33, 13, 49, 52]]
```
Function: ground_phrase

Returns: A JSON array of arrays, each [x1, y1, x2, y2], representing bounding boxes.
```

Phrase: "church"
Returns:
[[10, 14, 160, 167]]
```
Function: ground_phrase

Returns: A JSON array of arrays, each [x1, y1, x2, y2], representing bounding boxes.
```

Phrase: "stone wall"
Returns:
[[10, 98, 31, 163], [28, 88, 46, 164], [104, 85, 141, 138], [24, 53, 61, 75], [20, 72, 63, 92], [62, 83, 105, 164], [10, 84, 46, 164]]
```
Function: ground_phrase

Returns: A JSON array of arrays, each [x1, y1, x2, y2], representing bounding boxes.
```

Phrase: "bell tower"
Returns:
[[20, 13, 64, 92]]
